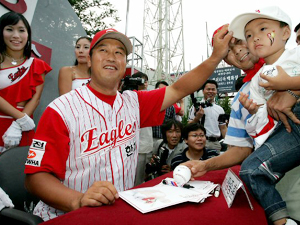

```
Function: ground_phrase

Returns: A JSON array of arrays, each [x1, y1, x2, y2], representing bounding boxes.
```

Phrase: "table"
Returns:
[[41, 165, 268, 225]]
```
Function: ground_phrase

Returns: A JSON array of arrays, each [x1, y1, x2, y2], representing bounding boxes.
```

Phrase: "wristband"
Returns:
[[287, 90, 300, 100]]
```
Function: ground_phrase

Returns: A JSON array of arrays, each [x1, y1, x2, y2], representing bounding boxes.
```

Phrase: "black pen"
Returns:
[[182, 183, 194, 189]]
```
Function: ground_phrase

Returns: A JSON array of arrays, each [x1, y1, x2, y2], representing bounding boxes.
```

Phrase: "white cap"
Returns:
[[228, 6, 292, 40]]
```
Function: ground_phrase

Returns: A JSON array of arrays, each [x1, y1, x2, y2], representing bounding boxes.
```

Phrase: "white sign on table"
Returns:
[[221, 168, 253, 210]]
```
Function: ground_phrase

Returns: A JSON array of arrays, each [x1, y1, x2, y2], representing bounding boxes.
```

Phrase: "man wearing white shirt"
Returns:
[[188, 80, 227, 153]]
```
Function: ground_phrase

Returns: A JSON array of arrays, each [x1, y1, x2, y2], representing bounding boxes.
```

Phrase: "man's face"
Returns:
[[138, 78, 148, 90], [244, 18, 290, 64], [166, 125, 181, 149], [224, 38, 259, 70], [185, 129, 206, 151], [88, 38, 127, 92], [296, 29, 300, 45], [203, 83, 217, 100], [144, 79, 149, 89]]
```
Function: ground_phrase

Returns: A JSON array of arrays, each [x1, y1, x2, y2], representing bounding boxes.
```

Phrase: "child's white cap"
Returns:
[[228, 6, 292, 40]]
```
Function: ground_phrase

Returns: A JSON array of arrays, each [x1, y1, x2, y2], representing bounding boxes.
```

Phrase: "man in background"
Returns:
[[152, 81, 175, 144], [131, 72, 153, 186], [188, 80, 227, 153]]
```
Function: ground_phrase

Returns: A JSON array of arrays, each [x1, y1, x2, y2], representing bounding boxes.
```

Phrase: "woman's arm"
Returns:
[[21, 74, 45, 117], [0, 97, 25, 119], [58, 67, 73, 96]]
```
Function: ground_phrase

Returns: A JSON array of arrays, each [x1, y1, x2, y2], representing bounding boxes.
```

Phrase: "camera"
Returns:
[[145, 146, 169, 181], [121, 76, 145, 92], [190, 93, 212, 113], [199, 99, 213, 108]]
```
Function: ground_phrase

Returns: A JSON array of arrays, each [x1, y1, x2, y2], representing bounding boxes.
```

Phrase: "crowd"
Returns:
[[0, 5, 300, 225]]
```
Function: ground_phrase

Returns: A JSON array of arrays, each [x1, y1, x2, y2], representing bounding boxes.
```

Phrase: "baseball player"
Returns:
[[24, 26, 232, 221]]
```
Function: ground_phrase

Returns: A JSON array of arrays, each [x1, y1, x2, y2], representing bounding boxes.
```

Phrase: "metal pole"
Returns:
[[125, 0, 130, 35]]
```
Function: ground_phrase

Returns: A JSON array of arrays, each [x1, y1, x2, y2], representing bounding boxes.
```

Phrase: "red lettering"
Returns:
[[118, 120, 125, 138], [8, 66, 28, 82], [105, 131, 111, 144], [0, 0, 27, 14], [99, 132, 108, 146], [81, 128, 98, 153], [80, 120, 137, 154], [110, 129, 118, 146], [125, 124, 132, 136], [132, 122, 137, 133]]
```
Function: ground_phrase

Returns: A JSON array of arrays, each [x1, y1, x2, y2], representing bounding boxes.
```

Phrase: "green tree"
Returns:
[[219, 96, 231, 115], [68, 0, 121, 36]]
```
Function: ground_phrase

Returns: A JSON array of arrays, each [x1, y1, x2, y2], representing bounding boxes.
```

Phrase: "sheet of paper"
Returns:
[[119, 184, 201, 213], [119, 178, 218, 213]]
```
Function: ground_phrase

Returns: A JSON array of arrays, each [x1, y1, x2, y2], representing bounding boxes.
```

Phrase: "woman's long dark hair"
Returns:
[[74, 36, 92, 65], [0, 11, 32, 61]]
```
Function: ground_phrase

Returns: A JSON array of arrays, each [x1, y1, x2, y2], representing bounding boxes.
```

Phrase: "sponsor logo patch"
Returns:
[[26, 140, 46, 167], [31, 139, 47, 150], [25, 149, 45, 167], [27, 150, 36, 159]]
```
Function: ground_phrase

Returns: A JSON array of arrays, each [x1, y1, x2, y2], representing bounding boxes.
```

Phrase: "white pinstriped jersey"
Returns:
[[25, 85, 165, 220]]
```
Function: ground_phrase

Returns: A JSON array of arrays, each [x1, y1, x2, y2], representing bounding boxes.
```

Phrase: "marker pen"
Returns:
[[214, 184, 221, 197], [162, 178, 194, 189]]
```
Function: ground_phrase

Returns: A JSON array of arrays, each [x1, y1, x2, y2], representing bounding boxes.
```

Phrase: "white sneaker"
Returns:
[[286, 219, 297, 225]]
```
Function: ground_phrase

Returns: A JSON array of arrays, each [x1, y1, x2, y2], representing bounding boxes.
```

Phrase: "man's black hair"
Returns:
[[161, 119, 183, 143], [132, 71, 148, 81], [294, 22, 300, 32], [155, 80, 169, 89], [182, 123, 206, 140], [202, 80, 218, 90]]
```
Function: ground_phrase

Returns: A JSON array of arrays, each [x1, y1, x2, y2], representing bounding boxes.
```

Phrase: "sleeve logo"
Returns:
[[27, 150, 36, 159], [31, 139, 46, 150], [26, 139, 47, 167]]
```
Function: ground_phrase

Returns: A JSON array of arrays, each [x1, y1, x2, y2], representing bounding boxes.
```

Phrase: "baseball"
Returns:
[[259, 65, 278, 100], [173, 165, 191, 184]]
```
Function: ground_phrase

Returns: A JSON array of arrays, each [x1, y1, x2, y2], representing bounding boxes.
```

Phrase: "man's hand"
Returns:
[[181, 160, 207, 178], [161, 165, 171, 174], [194, 107, 205, 120], [79, 181, 118, 208], [238, 92, 259, 115], [266, 91, 300, 132], [211, 24, 233, 60]]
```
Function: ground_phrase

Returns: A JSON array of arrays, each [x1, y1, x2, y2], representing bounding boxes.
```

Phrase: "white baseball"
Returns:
[[259, 65, 278, 100], [173, 165, 191, 184]]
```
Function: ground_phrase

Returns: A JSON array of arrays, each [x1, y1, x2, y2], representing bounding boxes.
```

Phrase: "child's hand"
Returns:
[[259, 66, 292, 91], [239, 92, 259, 115]]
